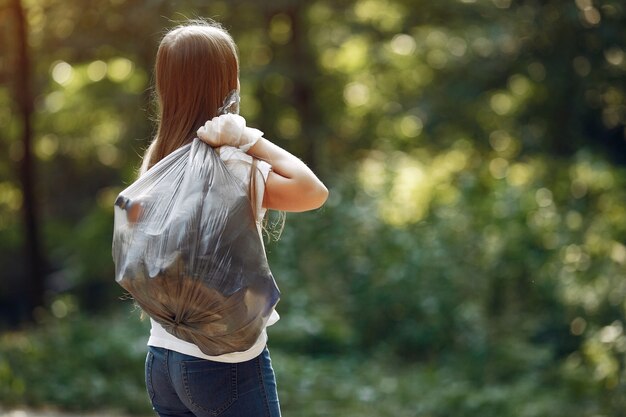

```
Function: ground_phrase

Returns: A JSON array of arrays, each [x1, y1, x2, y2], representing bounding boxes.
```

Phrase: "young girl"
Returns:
[[139, 20, 328, 417]]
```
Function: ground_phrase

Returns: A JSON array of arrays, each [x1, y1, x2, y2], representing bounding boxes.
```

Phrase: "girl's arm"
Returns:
[[196, 114, 328, 212], [247, 138, 328, 212]]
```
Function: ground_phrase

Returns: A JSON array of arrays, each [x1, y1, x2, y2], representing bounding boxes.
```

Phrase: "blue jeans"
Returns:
[[145, 346, 281, 417]]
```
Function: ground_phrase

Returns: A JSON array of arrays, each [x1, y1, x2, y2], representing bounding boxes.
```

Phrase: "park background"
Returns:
[[1, 0, 626, 415]]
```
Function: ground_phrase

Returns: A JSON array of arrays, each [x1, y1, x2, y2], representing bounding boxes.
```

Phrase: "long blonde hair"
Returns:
[[143, 20, 240, 171]]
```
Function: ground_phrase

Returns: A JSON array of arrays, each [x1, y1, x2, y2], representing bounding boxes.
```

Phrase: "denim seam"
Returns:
[[181, 361, 237, 416], [164, 348, 171, 387], [256, 352, 271, 417], [145, 351, 155, 402]]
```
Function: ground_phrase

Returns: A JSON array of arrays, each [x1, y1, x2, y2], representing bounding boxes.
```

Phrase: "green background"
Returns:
[[1, 0, 625, 415]]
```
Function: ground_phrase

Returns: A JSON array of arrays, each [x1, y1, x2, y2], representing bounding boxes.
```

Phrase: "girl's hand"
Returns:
[[197, 114, 263, 152]]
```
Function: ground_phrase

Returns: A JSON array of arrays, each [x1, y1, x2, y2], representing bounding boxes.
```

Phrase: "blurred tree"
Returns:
[[1, 0, 46, 323], [0, 3, 624, 414]]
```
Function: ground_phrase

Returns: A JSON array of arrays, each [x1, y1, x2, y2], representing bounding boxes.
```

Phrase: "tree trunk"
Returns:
[[259, 3, 321, 171], [285, 5, 318, 171], [11, 0, 46, 318]]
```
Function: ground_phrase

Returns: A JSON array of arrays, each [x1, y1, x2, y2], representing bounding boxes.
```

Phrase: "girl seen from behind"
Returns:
[[137, 20, 328, 417]]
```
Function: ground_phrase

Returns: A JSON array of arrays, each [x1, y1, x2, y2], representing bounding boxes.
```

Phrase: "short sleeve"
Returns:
[[218, 146, 272, 224], [255, 158, 272, 182], [252, 158, 271, 223]]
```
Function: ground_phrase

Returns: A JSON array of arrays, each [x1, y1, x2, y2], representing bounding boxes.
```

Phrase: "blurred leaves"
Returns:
[[0, 304, 151, 413], [0, 0, 625, 415]]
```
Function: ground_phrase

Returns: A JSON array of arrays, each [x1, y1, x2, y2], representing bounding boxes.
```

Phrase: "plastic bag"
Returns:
[[112, 130, 280, 356]]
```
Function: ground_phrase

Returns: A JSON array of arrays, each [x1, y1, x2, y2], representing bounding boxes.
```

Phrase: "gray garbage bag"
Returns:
[[111, 137, 280, 356]]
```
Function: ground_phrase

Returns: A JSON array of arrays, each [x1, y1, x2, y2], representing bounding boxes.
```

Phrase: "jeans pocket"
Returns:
[[181, 359, 238, 415], [145, 350, 156, 402]]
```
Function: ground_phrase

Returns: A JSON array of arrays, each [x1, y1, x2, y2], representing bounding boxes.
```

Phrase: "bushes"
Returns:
[[1, 147, 624, 416], [266, 146, 626, 414], [0, 304, 151, 414], [0, 311, 599, 417]]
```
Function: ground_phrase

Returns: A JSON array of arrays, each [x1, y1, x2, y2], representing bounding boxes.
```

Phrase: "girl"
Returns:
[[139, 20, 328, 417]]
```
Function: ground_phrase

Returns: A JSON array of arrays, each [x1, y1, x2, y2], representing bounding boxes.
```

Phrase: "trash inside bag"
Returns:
[[112, 137, 280, 356]]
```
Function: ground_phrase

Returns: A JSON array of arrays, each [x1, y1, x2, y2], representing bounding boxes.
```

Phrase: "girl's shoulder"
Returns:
[[218, 145, 250, 163], [217, 146, 272, 182]]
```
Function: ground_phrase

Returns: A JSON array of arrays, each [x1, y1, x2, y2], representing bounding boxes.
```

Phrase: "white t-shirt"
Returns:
[[147, 145, 280, 363]]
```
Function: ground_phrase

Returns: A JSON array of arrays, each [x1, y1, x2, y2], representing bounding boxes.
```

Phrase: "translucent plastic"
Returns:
[[112, 131, 279, 356]]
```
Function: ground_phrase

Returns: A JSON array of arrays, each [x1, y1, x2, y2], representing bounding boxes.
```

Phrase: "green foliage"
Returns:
[[0, 303, 151, 414], [0, 308, 611, 417], [1, 0, 626, 415], [266, 146, 626, 414], [274, 350, 583, 417]]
